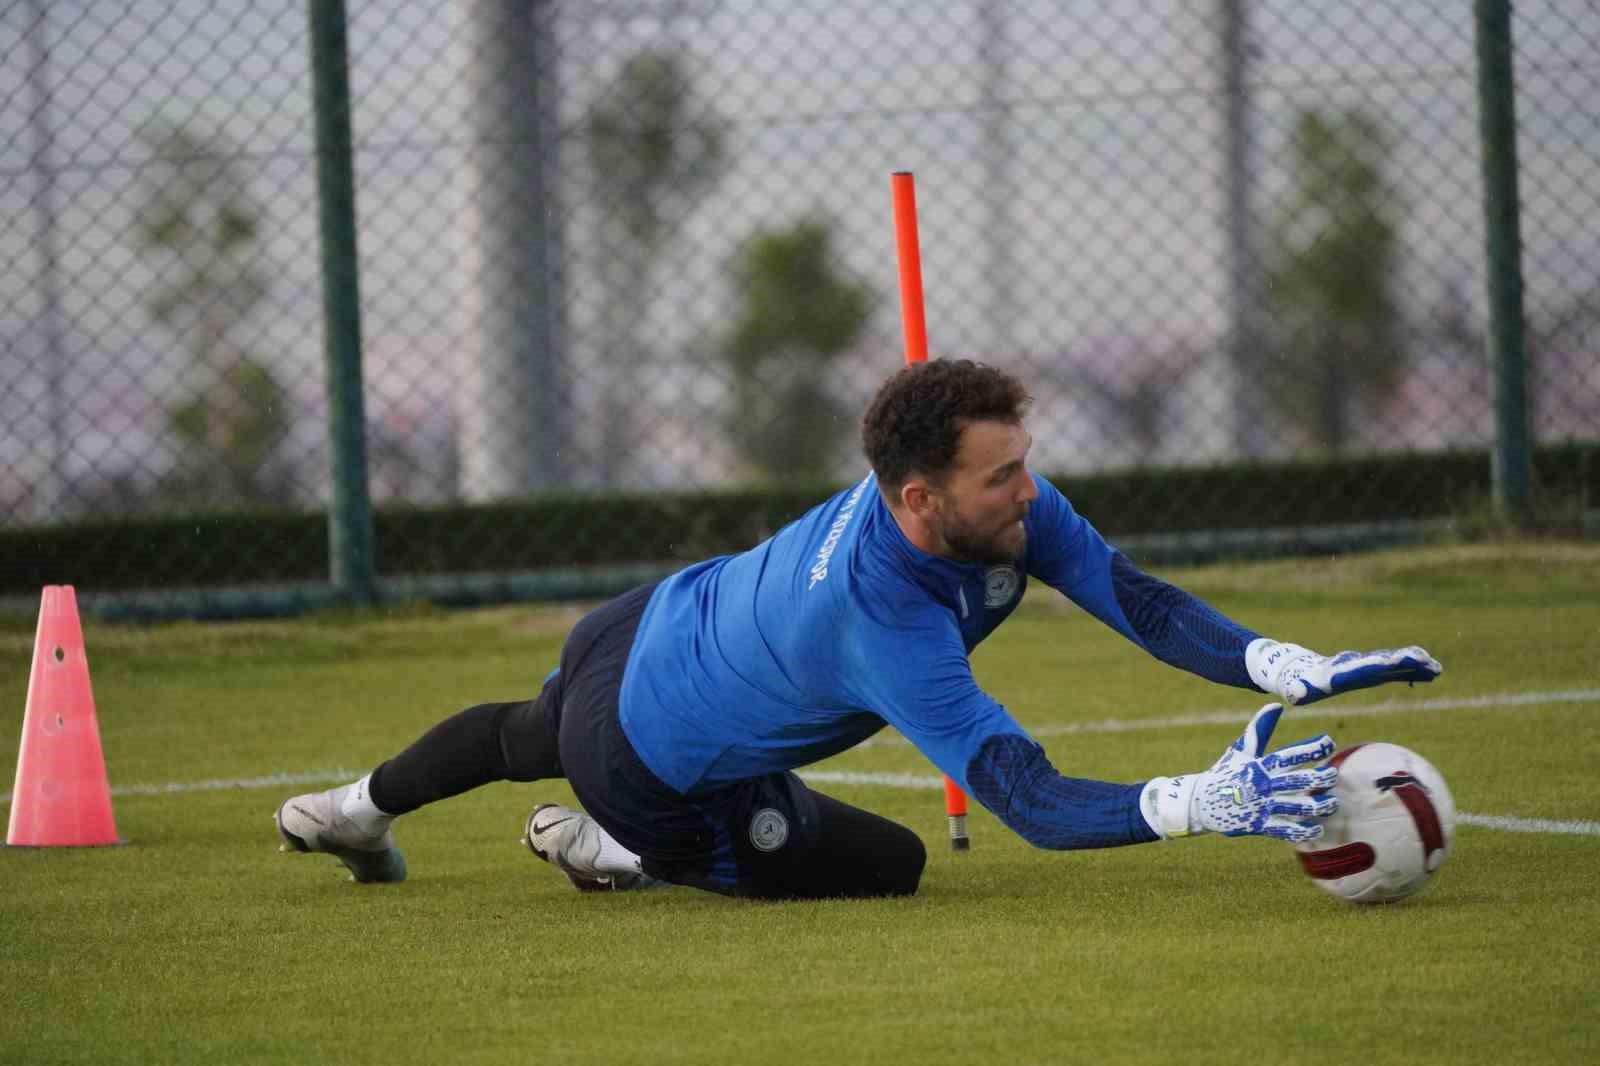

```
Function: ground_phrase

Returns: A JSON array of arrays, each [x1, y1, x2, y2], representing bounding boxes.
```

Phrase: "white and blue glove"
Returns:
[[1141, 703, 1338, 843], [1247, 638, 1442, 706]]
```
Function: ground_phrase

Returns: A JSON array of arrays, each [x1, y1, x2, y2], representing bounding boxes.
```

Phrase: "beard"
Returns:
[[937, 506, 1028, 565]]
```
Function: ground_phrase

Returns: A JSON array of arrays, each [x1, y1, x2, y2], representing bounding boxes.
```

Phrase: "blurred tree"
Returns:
[[1264, 109, 1406, 453], [719, 219, 873, 479], [1527, 285, 1600, 439], [168, 361, 288, 501], [586, 49, 725, 484], [134, 123, 290, 506], [1047, 340, 1203, 466]]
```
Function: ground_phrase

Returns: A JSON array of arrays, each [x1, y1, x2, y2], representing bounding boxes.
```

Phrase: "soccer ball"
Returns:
[[1294, 742, 1456, 904]]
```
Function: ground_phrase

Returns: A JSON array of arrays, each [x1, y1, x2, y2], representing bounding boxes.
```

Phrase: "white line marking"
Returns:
[[116, 769, 364, 797], [1455, 813, 1600, 837], [801, 771, 947, 790], [857, 688, 1600, 746], [0, 769, 360, 806]]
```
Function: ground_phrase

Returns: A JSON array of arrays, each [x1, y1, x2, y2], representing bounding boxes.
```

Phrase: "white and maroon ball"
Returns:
[[1295, 742, 1456, 904]]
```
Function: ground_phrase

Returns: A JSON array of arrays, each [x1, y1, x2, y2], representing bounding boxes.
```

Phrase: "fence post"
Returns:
[[459, 0, 566, 499], [1220, 0, 1266, 461], [308, 0, 375, 602], [1474, 0, 1530, 526]]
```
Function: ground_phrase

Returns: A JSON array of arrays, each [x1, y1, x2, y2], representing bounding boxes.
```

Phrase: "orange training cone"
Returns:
[[6, 585, 123, 847]]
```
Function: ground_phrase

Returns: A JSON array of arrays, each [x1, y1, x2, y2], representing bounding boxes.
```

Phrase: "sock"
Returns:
[[590, 821, 644, 876], [340, 773, 394, 836]]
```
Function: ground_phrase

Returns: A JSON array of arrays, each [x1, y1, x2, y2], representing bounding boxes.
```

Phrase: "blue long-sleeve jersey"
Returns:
[[618, 473, 1262, 849]]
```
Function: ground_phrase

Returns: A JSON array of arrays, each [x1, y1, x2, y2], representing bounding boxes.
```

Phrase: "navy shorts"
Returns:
[[542, 583, 925, 899]]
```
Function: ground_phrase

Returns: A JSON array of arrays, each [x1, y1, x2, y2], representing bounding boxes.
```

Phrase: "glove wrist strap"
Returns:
[[1246, 637, 1310, 694], [1141, 775, 1202, 839]]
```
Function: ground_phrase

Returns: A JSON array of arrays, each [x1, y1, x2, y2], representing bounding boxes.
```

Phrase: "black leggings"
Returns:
[[679, 784, 927, 901], [367, 585, 926, 900]]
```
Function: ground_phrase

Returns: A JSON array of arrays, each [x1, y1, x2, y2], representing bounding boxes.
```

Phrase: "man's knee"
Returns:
[[496, 696, 563, 781], [783, 789, 928, 899], [876, 820, 927, 896]]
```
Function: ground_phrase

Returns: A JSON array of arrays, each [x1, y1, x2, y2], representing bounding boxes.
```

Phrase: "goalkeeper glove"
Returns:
[[1141, 703, 1338, 843], [1247, 638, 1442, 706]]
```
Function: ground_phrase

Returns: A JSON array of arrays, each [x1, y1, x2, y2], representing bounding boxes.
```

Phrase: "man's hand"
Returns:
[[1247, 639, 1442, 706], [1142, 703, 1338, 843]]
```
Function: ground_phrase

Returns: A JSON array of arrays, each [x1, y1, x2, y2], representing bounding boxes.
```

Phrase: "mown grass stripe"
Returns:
[[5, 766, 1593, 838]]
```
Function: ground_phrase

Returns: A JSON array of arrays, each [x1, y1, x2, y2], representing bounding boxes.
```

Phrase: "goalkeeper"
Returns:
[[276, 359, 1441, 898]]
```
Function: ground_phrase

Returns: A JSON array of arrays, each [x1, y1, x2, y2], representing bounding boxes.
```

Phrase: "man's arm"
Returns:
[[964, 732, 1158, 849], [972, 704, 1339, 849], [842, 610, 1156, 848], [1024, 475, 1441, 701], [844, 611, 1340, 850], [1101, 551, 1260, 689]]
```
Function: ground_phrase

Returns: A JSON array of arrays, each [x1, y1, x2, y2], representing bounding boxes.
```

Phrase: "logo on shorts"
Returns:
[[984, 565, 1020, 608], [749, 808, 789, 852]]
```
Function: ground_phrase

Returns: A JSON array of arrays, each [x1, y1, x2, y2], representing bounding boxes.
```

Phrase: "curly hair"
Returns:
[[861, 359, 1032, 491]]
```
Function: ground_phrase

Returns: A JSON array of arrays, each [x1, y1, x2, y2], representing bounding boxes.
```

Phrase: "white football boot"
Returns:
[[523, 803, 658, 892], [275, 784, 407, 884]]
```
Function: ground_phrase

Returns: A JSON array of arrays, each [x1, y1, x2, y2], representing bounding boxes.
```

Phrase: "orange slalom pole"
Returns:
[[891, 171, 971, 852], [891, 172, 930, 367]]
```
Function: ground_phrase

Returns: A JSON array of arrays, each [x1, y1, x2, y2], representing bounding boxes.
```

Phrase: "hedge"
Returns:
[[3, 443, 1594, 597]]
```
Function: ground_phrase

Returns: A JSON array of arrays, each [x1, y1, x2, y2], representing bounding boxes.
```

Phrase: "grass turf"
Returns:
[[1, 543, 1596, 1065]]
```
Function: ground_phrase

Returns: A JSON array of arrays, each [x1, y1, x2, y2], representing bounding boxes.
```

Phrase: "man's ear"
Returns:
[[900, 478, 939, 521]]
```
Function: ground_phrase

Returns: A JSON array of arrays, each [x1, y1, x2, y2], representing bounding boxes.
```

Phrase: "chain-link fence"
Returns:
[[2, 1, 1597, 613]]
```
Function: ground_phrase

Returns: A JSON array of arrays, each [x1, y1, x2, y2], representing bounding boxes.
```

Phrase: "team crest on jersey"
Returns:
[[749, 808, 789, 852], [984, 565, 1021, 608]]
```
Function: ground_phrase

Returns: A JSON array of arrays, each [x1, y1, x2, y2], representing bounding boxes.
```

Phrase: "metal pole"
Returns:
[[459, 0, 565, 498], [1474, 0, 1530, 525], [308, 0, 375, 602], [978, 2, 1016, 361], [1221, 0, 1264, 460], [25, 0, 68, 522]]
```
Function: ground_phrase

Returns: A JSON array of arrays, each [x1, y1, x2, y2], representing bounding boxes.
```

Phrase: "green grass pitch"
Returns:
[[2, 543, 1597, 1065]]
